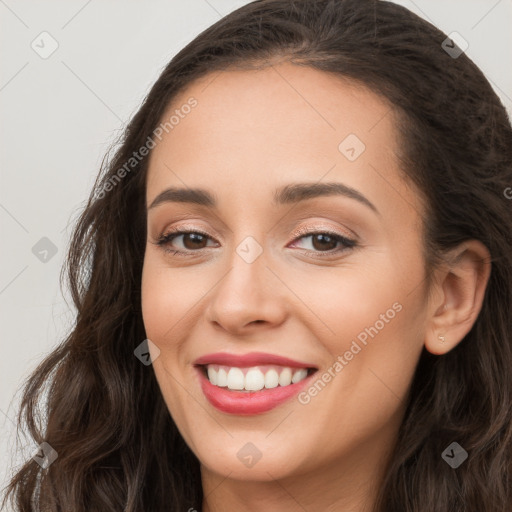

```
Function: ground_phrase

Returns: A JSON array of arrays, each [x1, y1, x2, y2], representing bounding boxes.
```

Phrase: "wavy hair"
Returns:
[[3, 0, 512, 510]]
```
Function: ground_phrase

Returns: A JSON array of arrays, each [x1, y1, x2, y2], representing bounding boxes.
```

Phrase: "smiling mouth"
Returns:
[[198, 364, 318, 392]]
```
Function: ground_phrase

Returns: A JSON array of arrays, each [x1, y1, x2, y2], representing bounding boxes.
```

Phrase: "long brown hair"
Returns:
[[3, 1, 512, 510]]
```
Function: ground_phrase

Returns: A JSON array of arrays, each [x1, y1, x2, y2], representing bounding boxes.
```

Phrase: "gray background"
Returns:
[[1, 0, 511, 501]]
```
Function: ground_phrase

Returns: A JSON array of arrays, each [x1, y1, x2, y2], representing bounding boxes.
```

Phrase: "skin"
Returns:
[[141, 62, 491, 512]]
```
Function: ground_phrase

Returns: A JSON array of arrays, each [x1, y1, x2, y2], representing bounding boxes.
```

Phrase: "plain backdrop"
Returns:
[[1, 0, 511, 502]]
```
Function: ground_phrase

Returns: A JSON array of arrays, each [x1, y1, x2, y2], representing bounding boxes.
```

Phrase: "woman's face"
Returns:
[[141, 63, 434, 484]]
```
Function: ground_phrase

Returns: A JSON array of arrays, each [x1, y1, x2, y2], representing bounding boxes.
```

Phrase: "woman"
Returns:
[[3, 0, 512, 510]]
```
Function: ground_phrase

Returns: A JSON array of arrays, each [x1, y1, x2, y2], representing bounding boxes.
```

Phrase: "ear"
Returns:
[[424, 240, 492, 355]]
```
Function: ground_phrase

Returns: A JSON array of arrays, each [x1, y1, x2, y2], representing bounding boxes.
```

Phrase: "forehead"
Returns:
[[145, 62, 421, 222], [151, 63, 396, 159]]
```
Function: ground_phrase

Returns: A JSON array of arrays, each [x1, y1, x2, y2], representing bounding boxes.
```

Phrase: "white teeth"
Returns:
[[278, 367, 292, 386], [292, 368, 308, 383], [207, 366, 218, 385], [227, 368, 245, 390], [217, 368, 228, 387], [204, 365, 311, 391], [264, 369, 279, 389], [245, 369, 265, 391]]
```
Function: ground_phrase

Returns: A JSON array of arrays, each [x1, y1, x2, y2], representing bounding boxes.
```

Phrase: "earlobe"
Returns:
[[424, 240, 491, 356]]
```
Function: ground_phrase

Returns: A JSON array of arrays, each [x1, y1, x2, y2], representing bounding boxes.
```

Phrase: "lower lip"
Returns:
[[196, 367, 315, 415]]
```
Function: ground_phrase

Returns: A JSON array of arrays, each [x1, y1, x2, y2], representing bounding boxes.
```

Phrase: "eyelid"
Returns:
[[289, 223, 357, 242], [158, 222, 356, 245], [154, 225, 359, 263], [159, 223, 219, 240]]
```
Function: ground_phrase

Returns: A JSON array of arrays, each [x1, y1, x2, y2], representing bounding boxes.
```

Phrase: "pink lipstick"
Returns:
[[194, 352, 317, 415]]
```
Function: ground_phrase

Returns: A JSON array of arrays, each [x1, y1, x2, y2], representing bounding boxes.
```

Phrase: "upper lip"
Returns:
[[193, 351, 318, 369]]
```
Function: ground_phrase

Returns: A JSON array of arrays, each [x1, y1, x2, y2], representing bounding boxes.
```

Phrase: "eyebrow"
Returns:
[[148, 182, 379, 215]]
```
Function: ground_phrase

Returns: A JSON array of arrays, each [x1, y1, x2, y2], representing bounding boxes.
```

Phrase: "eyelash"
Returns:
[[154, 226, 358, 259]]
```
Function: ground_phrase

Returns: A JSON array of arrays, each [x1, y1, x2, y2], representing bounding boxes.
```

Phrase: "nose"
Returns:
[[204, 243, 288, 335]]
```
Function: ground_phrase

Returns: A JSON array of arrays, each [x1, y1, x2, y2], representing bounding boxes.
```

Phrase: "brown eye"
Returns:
[[290, 230, 357, 256], [310, 233, 338, 252], [180, 232, 208, 250], [156, 229, 216, 254]]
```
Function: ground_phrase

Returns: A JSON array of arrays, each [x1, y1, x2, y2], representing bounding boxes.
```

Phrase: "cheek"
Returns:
[[293, 252, 426, 406], [141, 263, 168, 341], [141, 254, 201, 343], [140, 256, 201, 443], [278, 258, 407, 344]]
